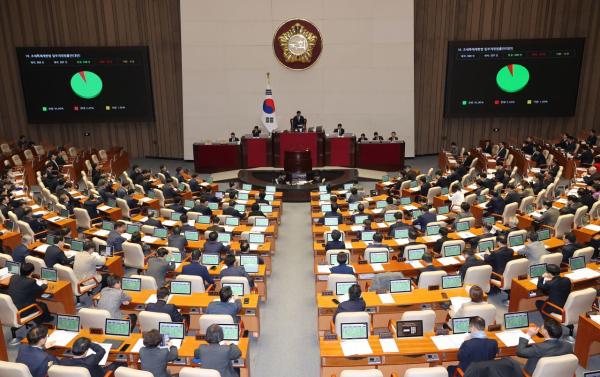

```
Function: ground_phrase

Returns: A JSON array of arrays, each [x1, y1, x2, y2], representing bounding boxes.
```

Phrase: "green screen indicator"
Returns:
[[70, 71, 103, 99], [496, 64, 529, 93]]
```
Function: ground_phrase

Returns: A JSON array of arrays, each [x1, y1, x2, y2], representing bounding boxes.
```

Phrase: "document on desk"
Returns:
[[251, 226, 267, 232], [35, 244, 50, 253], [590, 314, 600, 326], [344, 241, 353, 249], [394, 238, 409, 246], [379, 338, 399, 353], [122, 233, 132, 240], [137, 216, 149, 222], [97, 205, 111, 211], [437, 215, 448, 221], [145, 294, 158, 304], [378, 293, 395, 304], [431, 334, 467, 350], [496, 330, 532, 347], [565, 268, 600, 281], [422, 235, 442, 242], [351, 225, 364, 232], [131, 338, 145, 353], [64, 250, 77, 259], [47, 216, 64, 222], [141, 236, 158, 243], [529, 278, 539, 286], [162, 220, 177, 227], [341, 340, 373, 356], [249, 244, 260, 251], [86, 343, 112, 365], [223, 226, 235, 232], [375, 222, 386, 228], [512, 245, 525, 252], [457, 231, 476, 239], [94, 229, 110, 237], [449, 297, 471, 313], [584, 224, 600, 232], [317, 265, 332, 274], [370, 263, 385, 272], [437, 257, 460, 266], [47, 330, 79, 347], [408, 260, 424, 269], [371, 208, 383, 214], [403, 205, 418, 211]]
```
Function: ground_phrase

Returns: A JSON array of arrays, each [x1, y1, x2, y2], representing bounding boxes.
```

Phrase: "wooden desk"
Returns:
[[42, 212, 77, 237], [0, 228, 21, 251], [574, 315, 600, 368], [0, 277, 76, 314]]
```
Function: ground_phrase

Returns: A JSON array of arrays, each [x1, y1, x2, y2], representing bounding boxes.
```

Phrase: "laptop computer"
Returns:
[[354, 215, 368, 225], [171, 212, 182, 221], [234, 204, 246, 213], [217, 232, 232, 243], [452, 317, 471, 334], [508, 234, 525, 248], [348, 203, 359, 211], [537, 228, 551, 241], [396, 320, 423, 338], [201, 253, 220, 266], [442, 275, 463, 289], [158, 322, 185, 346], [368, 251, 389, 264], [340, 322, 369, 340], [504, 312, 529, 330], [242, 184, 252, 191], [121, 277, 142, 292], [220, 323, 240, 342], [41, 267, 57, 282], [102, 221, 114, 231], [437, 206, 449, 215], [196, 215, 211, 224], [225, 217, 240, 226], [455, 221, 470, 232], [478, 239, 495, 252], [384, 213, 396, 223], [321, 204, 332, 213], [426, 224, 440, 236], [56, 314, 80, 332], [167, 252, 182, 263], [222, 282, 244, 296], [376, 201, 387, 209], [361, 231, 376, 242], [569, 256, 586, 270], [336, 281, 355, 296], [324, 217, 339, 226], [400, 197, 411, 205], [482, 216, 495, 226], [265, 185, 276, 193], [103, 318, 130, 348], [170, 280, 192, 295], [529, 263, 547, 279], [394, 228, 409, 240], [126, 224, 140, 234], [238, 193, 249, 200], [70, 239, 84, 252], [184, 231, 199, 241], [184, 199, 195, 209], [240, 254, 259, 274], [208, 202, 219, 210], [249, 233, 265, 244], [254, 217, 269, 227], [389, 278, 412, 293], [153, 228, 168, 239], [6, 261, 20, 275], [407, 247, 426, 261], [443, 244, 462, 257]]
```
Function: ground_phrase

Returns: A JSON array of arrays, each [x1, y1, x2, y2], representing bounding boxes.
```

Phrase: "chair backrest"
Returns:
[[55, 264, 87, 296], [159, 208, 174, 219], [364, 247, 389, 263], [220, 276, 251, 296], [179, 368, 222, 377], [116, 198, 130, 219], [12, 154, 22, 167], [247, 215, 267, 225], [48, 365, 91, 377], [135, 184, 145, 194], [326, 274, 357, 292], [123, 242, 145, 269], [0, 143, 11, 154], [339, 370, 383, 377], [0, 253, 13, 267], [464, 193, 477, 206], [535, 190, 546, 209], [25, 255, 46, 276], [0, 361, 33, 377], [502, 202, 518, 225], [7, 211, 19, 232], [0, 293, 19, 327], [507, 229, 527, 241], [73, 208, 92, 229], [404, 366, 449, 377], [590, 200, 600, 220], [176, 274, 207, 293], [554, 214, 574, 238], [426, 187, 442, 205], [417, 270, 447, 289], [440, 240, 465, 257], [115, 367, 154, 377], [562, 287, 597, 325], [199, 314, 233, 335], [131, 274, 158, 290], [499, 258, 529, 290], [573, 246, 594, 264], [519, 196, 535, 213], [539, 253, 563, 266], [459, 216, 475, 228], [141, 225, 156, 235], [530, 354, 579, 377], [461, 303, 496, 326], [153, 189, 165, 207], [463, 265, 492, 293], [325, 249, 351, 265], [400, 310, 436, 333], [17, 220, 35, 239], [335, 311, 371, 337], [92, 237, 107, 251], [23, 149, 34, 161], [139, 311, 172, 332], [573, 205, 589, 228], [78, 308, 110, 331]]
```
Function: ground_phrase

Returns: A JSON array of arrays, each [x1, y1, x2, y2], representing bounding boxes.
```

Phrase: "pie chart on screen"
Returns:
[[496, 64, 529, 93], [70, 70, 103, 99]]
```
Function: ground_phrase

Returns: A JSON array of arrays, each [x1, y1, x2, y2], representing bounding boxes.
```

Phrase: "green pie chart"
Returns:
[[496, 64, 529, 93], [70, 71, 103, 99]]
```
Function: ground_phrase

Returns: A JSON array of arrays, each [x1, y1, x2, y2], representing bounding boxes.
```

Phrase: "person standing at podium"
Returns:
[[291, 110, 306, 132], [251, 126, 261, 137], [333, 123, 345, 136], [228, 132, 239, 142]]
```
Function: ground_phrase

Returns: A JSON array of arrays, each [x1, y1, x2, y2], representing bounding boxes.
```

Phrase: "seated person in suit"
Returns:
[[388, 211, 408, 237], [146, 286, 184, 322], [448, 316, 498, 376], [207, 216, 226, 233], [519, 231, 549, 266], [59, 337, 125, 377], [347, 187, 364, 203], [516, 318, 573, 375], [194, 324, 242, 377], [333, 123, 345, 136], [560, 232, 583, 263], [456, 202, 474, 220], [382, 196, 399, 213], [450, 285, 487, 318], [167, 197, 185, 213], [167, 225, 188, 252], [182, 250, 215, 287], [351, 203, 372, 223], [486, 190, 505, 216], [22, 207, 47, 234], [388, 131, 399, 141], [413, 205, 437, 230], [107, 221, 127, 252], [12, 234, 33, 263], [247, 203, 266, 218], [433, 227, 451, 255], [223, 200, 246, 219], [417, 176, 431, 198], [333, 283, 366, 322], [330, 252, 353, 274], [16, 326, 58, 377], [366, 232, 390, 251], [535, 263, 572, 320], [483, 234, 513, 275], [44, 233, 74, 268], [449, 185, 465, 212], [372, 131, 384, 141], [256, 191, 270, 205], [204, 230, 231, 254], [206, 286, 242, 323], [220, 253, 254, 288], [147, 247, 176, 287], [323, 203, 344, 225], [73, 240, 105, 285], [357, 133, 368, 142], [162, 180, 181, 200], [251, 125, 261, 137], [228, 132, 240, 142], [239, 240, 264, 264], [178, 214, 196, 233], [97, 274, 137, 329], [139, 329, 179, 377], [420, 251, 440, 273], [8, 263, 53, 324], [459, 248, 485, 279], [291, 110, 306, 132], [190, 197, 213, 216], [559, 195, 582, 215]]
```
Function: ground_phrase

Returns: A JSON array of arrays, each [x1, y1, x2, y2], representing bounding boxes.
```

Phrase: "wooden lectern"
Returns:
[[284, 150, 312, 174]]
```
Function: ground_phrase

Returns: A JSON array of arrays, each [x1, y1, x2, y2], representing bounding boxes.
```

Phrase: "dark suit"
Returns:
[[291, 115, 306, 131], [7, 275, 50, 323], [323, 211, 344, 224], [504, 191, 521, 206], [167, 234, 187, 252], [388, 221, 409, 237], [333, 298, 366, 322], [484, 247, 514, 274], [220, 266, 254, 288], [560, 243, 583, 263], [486, 197, 505, 215], [459, 256, 485, 279], [16, 344, 58, 377], [190, 204, 212, 216], [496, 148, 508, 161], [223, 206, 245, 219], [540, 208, 560, 227], [194, 343, 242, 377], [413, 212, 436, 230], [206, 300, 242, 322], [181, 261, 215, 286], [107, 230, 126, 252], [535, 276, 572, 319], [83, 198, 101, 219], [325, 240, 345, 251], [333, 127, 345, 136], [58, 342, 116, 377], [455, 337, 498, 373], [44, 245, 73, 268], [330, 264, 354, 275], [145, 300, 184, 322], [204, 240, 229, 254], [12, 243, 30, 263], [517, 338, 573, 375]]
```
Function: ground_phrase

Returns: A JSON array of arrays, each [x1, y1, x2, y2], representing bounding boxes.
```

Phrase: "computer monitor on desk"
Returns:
[[340, 322, 369, 340], [396, 320, 423, 338], [504, 312, 529, 330], [389, 279, 412, 293], [56, 314, 80, 332], [452, 317, 471, 334]]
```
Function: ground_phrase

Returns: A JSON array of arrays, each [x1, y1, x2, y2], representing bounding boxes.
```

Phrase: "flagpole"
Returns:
[[266, 72, 272, 137]]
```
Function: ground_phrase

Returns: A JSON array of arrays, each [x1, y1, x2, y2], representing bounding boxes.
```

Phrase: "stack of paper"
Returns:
[[141, 236, 158, 243], [449, 297, 471, 313], [590, 314, 600, 325], [394, 238, 409, 246], [496, 330, 532, 347], [408, 260, 424, 269], [140, 197, 153, 203], [457, 231, 476, 239], [250, 226, 267, 232], [98, 205, 111, 211], [378, 293, 395, 304], [94, 229, 110, 237], [422, 235, 442, 242], [47, 216, 64, 222], [379, 338, 399, 353], [437, 257, 460, 266], [584, 224, 600, 232], [437, 215, 448, 221], [64, 250, 77, 258], [344, 241, 353, 249], [316, 265, 331, 274], [341, 340, 373, 356], [403, 205, 418, 211], [565, 268, 600, 281], [85, 343, 112, 365], [351, 225, 364, 232], [122, 233, 132, 241], [529, 277, 539, 286], [375, 222, 386, 228], [47, 330, 79, 347], [223, 226, 236, 232], [249, 244, 260, 251], [370, 263, 385, 271], [162, 220, 177, 227], [137, 216, 149, 223], [35, 244, 50, 253], [431, 334, 468, 350]]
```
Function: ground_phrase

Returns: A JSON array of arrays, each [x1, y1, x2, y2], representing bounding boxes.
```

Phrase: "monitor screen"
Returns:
[[56, 315, 80, 332], [482, 217, 495, 226], [240, 254, 259, 266], [368, 251, 388, 264], [340, 322, 368, 340], [336, 281, 355, 296], [319, 185, 328, 193], [361, 231, 376, 242], [396, 320, 423, 338], [6, 261, 20, 275], [426, 224, 440, 236], [583, 372, 600, 377], [438, 206, 449, 215], [184, 231, 199, 241], [254, 217, 269, 227], [126, 224, 140, 234], [41, 267, 57, 282], [443, 244, 462, 257], [121, 277, 141, 291], [354, 215, 368, 225], [153, 228, 168, 238], [384, 213, 396, 223], [348, 203, 359, 211], [249, 233, 265, 244], [452, 317, 471, 334], [223, 282, 244, 296], [170, 281, 191, 295], [569, 256, 586, 270], [321, 204, 332, 213], [46, 234, 56, 245], [208, 202, 219, 210], [537, 229, 551, 241], [529, 263, 547, 278], [478, 239, 495, 252], [394, 228, 409, 239], [324, 217, 339, 226], [264, 194, 274, 201], [225, 217, 240, 226], [376, 201, 387, 209], [407, 247, 426, 261], [320, 194, 330, 202], [184, 199, 195, 208], [105, 319, 130, 337], [107, 198, 117, 208], [196, 215, 211, 224], [455, 221, 470, 232], [412, 210, 423, 218], [220, 324, 240, 341], [442, 275, 463, 289], [217, 232, 232, 243], [201, 253, 219, 266], [159, 322, 185, 339], [171, 212, 182, 221], [509, 234, 524, 247], [390, 279, 412, 293], [167, 252, 182, 263], [444, 38, 585, 117], [70, 239, 84, 252], [102, 221, 114, 231], [265, 185, 276, 193], [477, 195, 487, 204], [259, 205, 272, 213], [400, 197, 411, 205], [238, 193, 249, 200], [16, 46, 154, 123], [504, 312, 529, 330]]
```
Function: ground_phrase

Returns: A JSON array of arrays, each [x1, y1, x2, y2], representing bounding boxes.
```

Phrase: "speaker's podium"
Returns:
[[272, 130, 325, 168]]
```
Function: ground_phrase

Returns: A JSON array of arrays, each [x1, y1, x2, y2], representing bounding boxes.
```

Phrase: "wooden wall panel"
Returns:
[[414, 0, 600, 155], [0, 0, 182, 158]]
